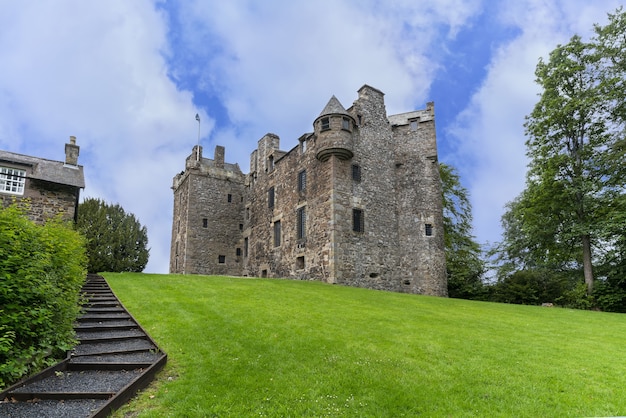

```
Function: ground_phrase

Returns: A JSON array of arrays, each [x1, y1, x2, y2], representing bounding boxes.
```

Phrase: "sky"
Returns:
[[0, 0, 622, 274]]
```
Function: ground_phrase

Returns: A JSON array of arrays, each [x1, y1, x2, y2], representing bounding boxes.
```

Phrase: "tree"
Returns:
[[440, 163, 486, 299], [77, 198, 149, 273], [496, 8, 626, 296]]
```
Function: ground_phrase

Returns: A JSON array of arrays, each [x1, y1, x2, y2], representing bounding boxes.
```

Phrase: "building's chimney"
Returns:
[[215, 145, 225, 168], [65, 136, 80, 166]]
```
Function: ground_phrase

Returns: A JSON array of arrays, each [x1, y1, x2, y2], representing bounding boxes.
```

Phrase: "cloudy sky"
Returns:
[[0, 0, 621, 273]]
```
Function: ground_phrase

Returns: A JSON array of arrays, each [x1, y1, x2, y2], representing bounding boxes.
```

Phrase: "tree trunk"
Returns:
[[581, 234, 594, 294]]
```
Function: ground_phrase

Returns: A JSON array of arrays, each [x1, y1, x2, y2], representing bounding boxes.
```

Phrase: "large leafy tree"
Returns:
[[440, 163, 486, 299], [497, 8, 626, 296], [77, 198, 149, 273]]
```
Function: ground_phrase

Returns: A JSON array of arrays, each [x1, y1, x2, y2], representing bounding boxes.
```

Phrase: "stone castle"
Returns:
[[170, 85, 447, 296]]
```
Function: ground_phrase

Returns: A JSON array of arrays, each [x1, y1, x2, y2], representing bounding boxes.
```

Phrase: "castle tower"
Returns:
[[314, 96, 355, 162], [170, 145, 245, 275]]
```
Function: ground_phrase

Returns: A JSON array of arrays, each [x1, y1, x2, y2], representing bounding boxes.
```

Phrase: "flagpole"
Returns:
[[195, 113, 201, 161]]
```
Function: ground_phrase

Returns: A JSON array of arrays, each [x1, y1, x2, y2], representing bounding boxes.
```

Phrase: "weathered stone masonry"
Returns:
[[170, 85, 447, 296], [0, 137, 85, 224]]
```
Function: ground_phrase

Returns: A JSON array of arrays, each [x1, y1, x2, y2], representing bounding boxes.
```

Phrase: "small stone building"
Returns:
[[170, 85, 447, 296], [0, 137, 85, 223]]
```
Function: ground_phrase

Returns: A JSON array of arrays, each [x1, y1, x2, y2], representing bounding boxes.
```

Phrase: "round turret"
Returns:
[[314, 96, 355, 162]]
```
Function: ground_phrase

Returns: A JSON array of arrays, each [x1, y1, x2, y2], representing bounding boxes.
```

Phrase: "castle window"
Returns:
[[410, 118, 419, 131], [321, 117, 330, 131], [228, 193, 232, 202], [301, 139, 307, 153], [298, 170, 306, 192], [202, 218, 208, 228], [268, 155, 274, 172], [268, 187, 275, 208], [274, 220, 281, 247], [0, 167, 26, 195], [297, 206, 306, 239], [357, 115, 362, 125], [425, 223, 433, 236], [244, 237, 249, 257], [342, 117, 351, 131], [239, 223, 243, 231], [236, 248, 242, 257], [352, 164, 361, 182], [218, 255, 226, 264], [353, 209, 364, 233], [246, 207, 250, 220]]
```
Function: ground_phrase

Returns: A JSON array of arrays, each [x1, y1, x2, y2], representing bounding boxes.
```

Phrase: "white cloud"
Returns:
[[449, 0, 622, 248], [0, 1, 209, 273]]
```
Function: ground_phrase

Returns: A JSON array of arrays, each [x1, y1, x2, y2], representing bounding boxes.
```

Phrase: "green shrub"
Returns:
[[0, 205, 87, 389]]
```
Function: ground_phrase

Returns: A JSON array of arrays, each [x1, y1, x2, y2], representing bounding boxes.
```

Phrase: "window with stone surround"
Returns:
[[321, 117, 330, 131], [298, 170, 306, 192], [244, 237, 249, 257], [0, 167, 26, 195], [342, 117, 351, 131], [218, 255, 226, 264], [297, 206, 306, 239], [410, 118, 419, 131], [353, 208, 364, 233], [236, 248, 242, 257], [268, 187, 275, 208], [425, 223, 433, 236], [274, 220, 281, 247], [352, 164, 361, 182], [228, 193, 232, 202], [202, 218, 208, 228]]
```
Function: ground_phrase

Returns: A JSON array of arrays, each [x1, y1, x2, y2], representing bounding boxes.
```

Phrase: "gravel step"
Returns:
[[73, 339, 156, 356], [11, 369, 142, 394], [0, 398, 107, 418]]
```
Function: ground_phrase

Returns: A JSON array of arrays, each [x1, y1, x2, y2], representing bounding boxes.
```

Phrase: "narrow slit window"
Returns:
[[353, 209, 364, 233], [202, 218, 208, 228], [244, 237, 249, 257], [298, 170, 306, 192], [268, 187, 275, 208], [297, 206, 306, 239], [227, 193, 232, 202], [352, 164, 361, 182], [274, 220, 281, 247]]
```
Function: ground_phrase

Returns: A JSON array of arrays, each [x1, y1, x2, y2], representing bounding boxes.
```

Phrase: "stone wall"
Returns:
[[0, 178, 78, 223], [170, 85, 447, 296]]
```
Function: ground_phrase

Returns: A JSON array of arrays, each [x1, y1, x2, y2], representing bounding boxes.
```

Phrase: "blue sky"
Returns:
[[0, 0, 621, 273]]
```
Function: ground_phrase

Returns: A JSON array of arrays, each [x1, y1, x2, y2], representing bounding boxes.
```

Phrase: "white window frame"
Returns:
[[0, 167, 26, 195]]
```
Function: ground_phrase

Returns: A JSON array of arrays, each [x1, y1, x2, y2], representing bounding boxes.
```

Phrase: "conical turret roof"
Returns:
[[318, 95, 351, 118]]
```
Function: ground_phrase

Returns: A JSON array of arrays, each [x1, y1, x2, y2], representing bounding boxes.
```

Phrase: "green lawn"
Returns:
[[104, 273, 626, 417]]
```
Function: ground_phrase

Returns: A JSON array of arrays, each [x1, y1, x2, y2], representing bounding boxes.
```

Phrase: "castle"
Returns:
[[170, 85, 447, 296]]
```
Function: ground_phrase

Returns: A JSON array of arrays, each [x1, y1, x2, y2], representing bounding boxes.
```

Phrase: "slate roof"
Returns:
[[318, 95, 351, 118], [0, 150, 85, 188]]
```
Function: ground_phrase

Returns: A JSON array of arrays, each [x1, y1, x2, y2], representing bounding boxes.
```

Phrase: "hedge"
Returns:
[[0, 204, 87, 389]]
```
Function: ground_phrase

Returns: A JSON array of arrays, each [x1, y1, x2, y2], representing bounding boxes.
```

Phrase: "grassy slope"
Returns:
[[104, 273, 626, 417]]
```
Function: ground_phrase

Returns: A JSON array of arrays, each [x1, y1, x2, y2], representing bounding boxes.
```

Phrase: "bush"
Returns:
[[0, 205, 87, 389]]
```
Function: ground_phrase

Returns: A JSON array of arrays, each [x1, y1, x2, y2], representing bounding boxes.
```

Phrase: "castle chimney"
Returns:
[[215, 145, 225, 168], [65, 136, 80, 166]]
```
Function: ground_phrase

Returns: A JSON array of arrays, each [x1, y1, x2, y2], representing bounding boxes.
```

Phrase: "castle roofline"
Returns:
[[317, 95, 351, 118], [357, 84, 385, 96]]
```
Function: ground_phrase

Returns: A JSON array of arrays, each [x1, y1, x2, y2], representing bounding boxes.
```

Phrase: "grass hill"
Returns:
[[104, 272, 626, 417]]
